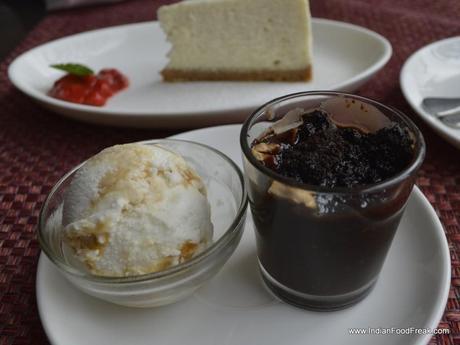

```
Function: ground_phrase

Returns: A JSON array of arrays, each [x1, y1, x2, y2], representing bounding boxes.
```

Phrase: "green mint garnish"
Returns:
[[50, 63, 94, 76]]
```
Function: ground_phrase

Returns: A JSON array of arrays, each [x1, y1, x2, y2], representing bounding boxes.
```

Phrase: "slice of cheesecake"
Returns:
[[158, 0, 313, 82]]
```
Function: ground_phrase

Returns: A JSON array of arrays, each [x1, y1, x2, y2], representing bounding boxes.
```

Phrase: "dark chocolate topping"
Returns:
[[253, 109, 414, 188]]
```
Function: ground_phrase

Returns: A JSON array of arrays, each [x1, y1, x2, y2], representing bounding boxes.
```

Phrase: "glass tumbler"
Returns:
[[240, 91, 425, 310]]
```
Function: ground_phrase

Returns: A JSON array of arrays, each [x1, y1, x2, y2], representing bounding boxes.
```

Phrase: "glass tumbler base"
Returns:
[[259, 262, 377, 311]]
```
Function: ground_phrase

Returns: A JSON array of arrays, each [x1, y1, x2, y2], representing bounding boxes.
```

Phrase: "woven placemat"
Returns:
[[0, 0, 459, 344]]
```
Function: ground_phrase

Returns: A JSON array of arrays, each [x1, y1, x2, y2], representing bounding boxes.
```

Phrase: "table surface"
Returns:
[[0, 0, 46, 60], [1, 0, 459, 344]]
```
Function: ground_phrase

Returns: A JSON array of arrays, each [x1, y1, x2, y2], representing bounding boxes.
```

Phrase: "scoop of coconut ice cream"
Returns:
[[62, 143, 213, 277]]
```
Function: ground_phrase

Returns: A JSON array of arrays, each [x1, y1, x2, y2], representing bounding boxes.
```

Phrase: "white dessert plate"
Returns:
[[37, 125, 450, 345], [401, 36, 460, 149], [9, 19, 391, 128]]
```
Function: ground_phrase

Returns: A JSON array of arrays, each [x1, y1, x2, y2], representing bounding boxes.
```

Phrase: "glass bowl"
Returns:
[[38, 139, 248, 307]]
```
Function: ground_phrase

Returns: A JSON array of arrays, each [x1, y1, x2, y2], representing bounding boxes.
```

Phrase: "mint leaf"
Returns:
[[51, 63, 94, 76]]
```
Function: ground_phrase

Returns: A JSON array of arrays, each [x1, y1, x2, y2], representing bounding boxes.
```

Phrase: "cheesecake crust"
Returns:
[[161, 66, 312, 82]]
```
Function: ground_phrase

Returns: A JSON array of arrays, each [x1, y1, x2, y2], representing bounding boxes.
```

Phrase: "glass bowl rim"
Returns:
[[38, 139, 248, 284], [240, 90, 426, 195]]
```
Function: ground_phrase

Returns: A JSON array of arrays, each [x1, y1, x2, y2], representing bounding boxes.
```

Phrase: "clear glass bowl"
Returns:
[[240, 91, 425, 310], [38, 139, 248, 308]]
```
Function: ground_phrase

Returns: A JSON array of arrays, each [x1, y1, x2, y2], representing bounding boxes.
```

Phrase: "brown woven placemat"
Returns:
[[0, 0, 459, 344]]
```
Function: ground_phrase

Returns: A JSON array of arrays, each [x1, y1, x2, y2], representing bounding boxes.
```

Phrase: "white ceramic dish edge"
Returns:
[[400, 36, 460, 150]]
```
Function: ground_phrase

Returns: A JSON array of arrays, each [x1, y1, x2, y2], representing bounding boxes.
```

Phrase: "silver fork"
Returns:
[[421, 97, 460, 128]]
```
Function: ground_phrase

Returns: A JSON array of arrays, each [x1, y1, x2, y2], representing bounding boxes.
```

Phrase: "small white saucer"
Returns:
[[37, 125, 450, 345], [9, 19, 391, 128], [401, 36, 460, 149]]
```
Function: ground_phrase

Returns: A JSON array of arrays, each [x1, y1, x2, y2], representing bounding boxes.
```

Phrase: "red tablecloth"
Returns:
[[1, 0, 459, 344]]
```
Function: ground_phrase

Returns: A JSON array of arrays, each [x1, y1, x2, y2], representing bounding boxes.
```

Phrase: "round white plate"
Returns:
[[9, 19, 391, 128], [37, 125, 450, 345], [401, 36, 460, 149]]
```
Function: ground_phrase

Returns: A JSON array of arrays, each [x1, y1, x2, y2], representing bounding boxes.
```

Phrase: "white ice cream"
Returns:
[[62, 143, 213, 277]]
